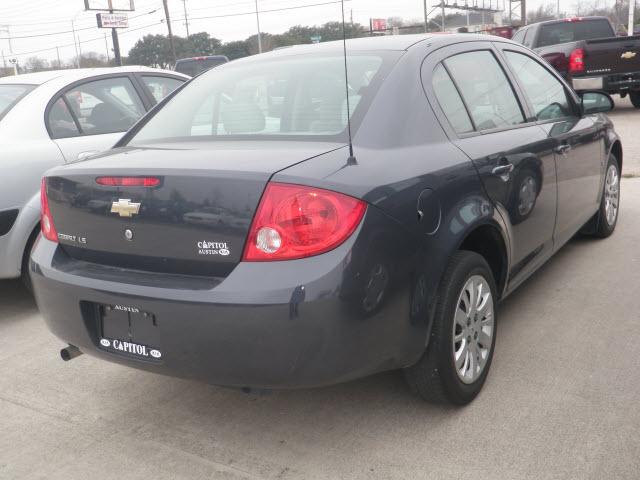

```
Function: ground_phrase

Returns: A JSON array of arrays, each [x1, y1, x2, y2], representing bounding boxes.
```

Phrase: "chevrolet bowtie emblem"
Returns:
[[110, 199, 141, 218], [621, 51, 637, 60]]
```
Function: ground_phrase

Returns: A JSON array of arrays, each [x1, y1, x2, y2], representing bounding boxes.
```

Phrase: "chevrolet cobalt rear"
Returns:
[[32, 35, 622, 405]]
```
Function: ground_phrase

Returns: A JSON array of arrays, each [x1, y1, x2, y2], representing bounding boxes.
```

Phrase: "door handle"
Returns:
[[77, 150, 99, 161], [554, 144, 572, 155], [491, 163, 514, 177]]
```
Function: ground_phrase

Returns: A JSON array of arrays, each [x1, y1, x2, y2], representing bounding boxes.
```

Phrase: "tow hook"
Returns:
[[60, 345, 83, 361]]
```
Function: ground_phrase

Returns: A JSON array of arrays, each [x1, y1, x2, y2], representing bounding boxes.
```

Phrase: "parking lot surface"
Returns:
[[2, 180, 640, 477], [610, 95, 640, 175]]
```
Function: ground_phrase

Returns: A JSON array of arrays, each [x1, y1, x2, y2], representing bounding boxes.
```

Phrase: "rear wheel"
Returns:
[[404, 251, 497, 405], [630, 91, 640, 108]]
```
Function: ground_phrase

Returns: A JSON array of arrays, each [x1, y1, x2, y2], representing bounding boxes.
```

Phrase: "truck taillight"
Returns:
[[243, 183, 366, 261], [40, 178, 58, 243], [569, 48, 585, 73]]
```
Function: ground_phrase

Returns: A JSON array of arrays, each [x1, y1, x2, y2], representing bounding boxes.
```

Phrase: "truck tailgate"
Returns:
[[584, 36, 640, 75]]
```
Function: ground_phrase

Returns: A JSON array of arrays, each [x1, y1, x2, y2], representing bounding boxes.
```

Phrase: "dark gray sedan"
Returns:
[[32, 34, 621, 405]]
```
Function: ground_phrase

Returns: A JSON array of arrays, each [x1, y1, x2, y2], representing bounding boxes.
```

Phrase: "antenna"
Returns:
[[341, 0, 356, 165]]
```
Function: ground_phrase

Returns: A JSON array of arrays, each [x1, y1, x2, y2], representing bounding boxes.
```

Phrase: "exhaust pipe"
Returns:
[[60, 345, 83, 361]]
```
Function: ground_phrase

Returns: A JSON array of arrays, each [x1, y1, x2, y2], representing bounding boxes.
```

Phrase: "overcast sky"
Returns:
[[0, 0, 594, 65]]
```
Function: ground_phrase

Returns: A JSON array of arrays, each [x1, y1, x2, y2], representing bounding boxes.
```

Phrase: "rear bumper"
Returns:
[[30, 226, 426, 389], [572, 71, 640, 92]]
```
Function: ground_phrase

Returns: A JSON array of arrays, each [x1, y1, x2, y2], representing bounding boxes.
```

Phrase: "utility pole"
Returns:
[[162, 0, 177, 62], [104, 33, 110, 62], [56, 47, 61, 68], [557, 0, 561, 19], [71, 19, 80, 68], [255, 0, 262, 53], [442, 1, 446, 31], [78, 35, 83, 67], [1, 50, 6, 70], [183, 0, 190, 38], [521, 0, 526, 25], [0, 25, 13, 55], [107, 2, 123, 66], [629, 0, 636, 36], [423, 0, 429, 32]]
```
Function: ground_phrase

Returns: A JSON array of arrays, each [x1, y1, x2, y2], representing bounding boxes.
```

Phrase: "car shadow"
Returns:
[[0, 279, 37, 320]]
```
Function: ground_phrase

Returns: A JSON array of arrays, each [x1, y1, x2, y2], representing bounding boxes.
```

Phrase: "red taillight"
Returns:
[[40, 178, 58, 243], [96, 176, 160, 187], [243, 183, 367, 261], [569, 48, 585, 73]]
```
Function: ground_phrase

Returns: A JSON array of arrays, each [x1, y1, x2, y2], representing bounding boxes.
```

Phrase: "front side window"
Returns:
[[54, 77, 145, 137], [0, 84, 35, 121], [444, 50, 525, 131], [504, 51, 573, 121], [130, 53, 395, 144], [141, 76, 184, 103], [431, 64, 474, 134]]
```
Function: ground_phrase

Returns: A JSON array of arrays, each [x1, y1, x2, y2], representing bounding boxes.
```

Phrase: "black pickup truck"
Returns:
[[512, 17, 640, 107]]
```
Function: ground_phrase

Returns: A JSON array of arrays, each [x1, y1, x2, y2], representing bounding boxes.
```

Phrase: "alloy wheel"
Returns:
[[452, 275, 495, 384], [604, 163, 619, 226]]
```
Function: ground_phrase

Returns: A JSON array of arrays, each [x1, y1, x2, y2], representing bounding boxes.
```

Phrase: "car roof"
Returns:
[[526, 16, 611, 28], [255, 33, 504, 60], [0, 66, 186, 86]]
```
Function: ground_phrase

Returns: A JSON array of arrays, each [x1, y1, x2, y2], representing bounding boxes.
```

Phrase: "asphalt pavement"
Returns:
[[609, 95, 640, 175], [1, 113, 640, 480]]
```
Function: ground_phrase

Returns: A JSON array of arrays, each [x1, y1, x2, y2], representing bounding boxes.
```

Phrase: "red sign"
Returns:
[[371, 18, 387, 32]]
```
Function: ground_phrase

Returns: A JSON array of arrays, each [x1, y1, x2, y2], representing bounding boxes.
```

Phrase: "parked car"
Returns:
[[0, 67, 187, 289], [174, 55, 229, 77], [33, 35, 621, 405], [512, 17, 640, 106]]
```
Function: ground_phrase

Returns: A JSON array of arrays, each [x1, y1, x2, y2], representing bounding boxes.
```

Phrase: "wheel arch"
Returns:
[[610, 140, 623, 172], [456, 222, 509, 298]]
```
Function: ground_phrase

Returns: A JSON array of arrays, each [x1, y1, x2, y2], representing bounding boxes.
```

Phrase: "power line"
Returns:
[[9, 20, 165, 59]]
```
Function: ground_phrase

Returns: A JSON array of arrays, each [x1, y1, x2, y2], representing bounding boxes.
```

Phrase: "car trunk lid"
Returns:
[[45, 141, 344, 277]]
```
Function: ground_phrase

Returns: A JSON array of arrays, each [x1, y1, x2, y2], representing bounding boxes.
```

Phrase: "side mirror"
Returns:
[[581, 91, 614, 115]]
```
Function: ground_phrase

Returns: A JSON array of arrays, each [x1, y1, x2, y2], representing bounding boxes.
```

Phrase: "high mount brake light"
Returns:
[[569, 48, 585, 73], [243, 183, 367, 261], [96, 177, 161, 187], [40, 178, 58, 243]]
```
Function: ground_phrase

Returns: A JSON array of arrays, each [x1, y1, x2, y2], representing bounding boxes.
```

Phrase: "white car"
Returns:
[[0, 66, 187, 289]]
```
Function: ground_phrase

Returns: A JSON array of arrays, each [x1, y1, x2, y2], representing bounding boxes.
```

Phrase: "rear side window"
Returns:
[[537, 20, 614, 47], [141, 76, 184, 102], [444, 50, 525, 131], [431, 64, 474, 134], [504, 51, 573, 121], [50, 77, 145, 138], [48, 98, 80, 138]]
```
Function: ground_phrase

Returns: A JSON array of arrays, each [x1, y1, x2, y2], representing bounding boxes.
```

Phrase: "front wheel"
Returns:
[[629, 91, 640, 109], [404, 251, 497, 405], [589, 155, 620, 238]]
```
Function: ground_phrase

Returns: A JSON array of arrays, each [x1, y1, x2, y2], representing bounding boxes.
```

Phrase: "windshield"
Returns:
[[0, 84, 35, 121], [538, 19, 614, 47], [130, 52, 395, 145]]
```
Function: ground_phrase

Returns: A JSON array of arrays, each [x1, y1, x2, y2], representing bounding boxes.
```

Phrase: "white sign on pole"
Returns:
[[97, 12, 129, 28], [84, 0, 135, 12]]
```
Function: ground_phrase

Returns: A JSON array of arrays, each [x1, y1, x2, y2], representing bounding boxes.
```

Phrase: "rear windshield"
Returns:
[[130, 52, 396, 144], [0, 84, 35, 121], [537, 19, 614, 47], [175, 58, 227, 77]]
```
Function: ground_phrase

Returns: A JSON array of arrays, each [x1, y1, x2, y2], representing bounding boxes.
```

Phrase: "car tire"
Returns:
[[630, 91, 640, 109], [404, 251, 498, 405], [587, 154, 620, 238], [21, 228, 39, 293]]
